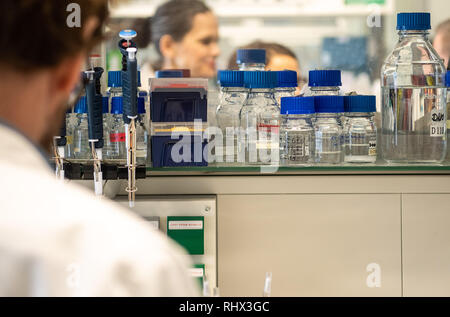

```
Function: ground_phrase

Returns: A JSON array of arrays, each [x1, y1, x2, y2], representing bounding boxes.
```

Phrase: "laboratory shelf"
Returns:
[[146, 163, 450, 176]]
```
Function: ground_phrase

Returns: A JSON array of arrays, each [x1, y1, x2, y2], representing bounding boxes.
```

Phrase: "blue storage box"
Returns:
[[150, 89, 207, 123], [151, 134, 208, 167]]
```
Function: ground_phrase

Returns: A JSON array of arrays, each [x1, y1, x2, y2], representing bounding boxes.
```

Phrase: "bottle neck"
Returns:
[[239, 63, 265, 71], [347, 112, 374, 118], [276, 87, 296, 92], [310, 86, 340, 91], [398, 30, 429, 41], [221, 87, 247, 94]]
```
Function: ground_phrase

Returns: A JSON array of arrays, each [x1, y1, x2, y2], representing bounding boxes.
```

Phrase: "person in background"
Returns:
[[227, 41, 304, 90], [139, 0, 220, 89], [433, 18, 450, 69], [0, 0, 198, 297]]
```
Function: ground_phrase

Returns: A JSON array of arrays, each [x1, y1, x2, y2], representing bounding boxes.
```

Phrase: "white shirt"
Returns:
[[0, 122, 200, 296]]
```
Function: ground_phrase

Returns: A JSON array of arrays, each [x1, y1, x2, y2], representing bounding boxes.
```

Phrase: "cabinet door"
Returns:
[[403, 194, 450, 297], [218, 194, 401, 297]]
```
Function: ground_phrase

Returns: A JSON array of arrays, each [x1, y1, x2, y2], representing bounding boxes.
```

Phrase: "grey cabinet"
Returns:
[[218, 194, 401, 296]]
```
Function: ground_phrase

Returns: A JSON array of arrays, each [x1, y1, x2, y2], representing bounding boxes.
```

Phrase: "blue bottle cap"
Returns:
[[243, 71, 277, 89], [397, 12, 431, 31], [344, 95, 376, 113], [218, 70, 245, 87], [155, 70, 184, 78], [102, 96, 109, 114], [111, 97, 123, 114], [280, 97, 315, 115], [138, 96, 146, 114], [108, 71, 122, 88], [309, 70, 342, 87], [446, 71, 450, 87], [277, 70, 298, 88], [236, 49, 266, 65], [74, 96, 87, 114], [139, 91, 148, 97], [119, 29, 137, 39], [314, 96, 344, 113]]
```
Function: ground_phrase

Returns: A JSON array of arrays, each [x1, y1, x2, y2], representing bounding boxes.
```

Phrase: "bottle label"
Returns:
[[66, 135, 73, 145], [430, 108, 446, 137], [110, 133, 126, 142]]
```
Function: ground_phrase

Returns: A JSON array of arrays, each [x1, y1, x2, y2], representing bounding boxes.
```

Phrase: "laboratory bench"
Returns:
[[76, 164, 450, 297]]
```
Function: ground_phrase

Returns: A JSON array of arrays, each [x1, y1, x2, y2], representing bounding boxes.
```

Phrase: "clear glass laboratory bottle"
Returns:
[[314, 96, 344, 164], [72, 97, 92, 162], [279, 97, 315, 165], [136, 96, 149, 166], [343, 95, 377, 163], [240, 71, 280, 165], [106, 96, 127, 164], [446, 71, 450, 161], [304, 70, 342, 96], [216, 70, 247, 164], [236, 49, 266, 71], [381, 12, 447, 163], [65, 107, 75, 160], [274, 70, 298, 106]]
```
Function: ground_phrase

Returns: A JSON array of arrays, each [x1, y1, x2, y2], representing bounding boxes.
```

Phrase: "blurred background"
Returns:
[[107, 0, 450, 111]]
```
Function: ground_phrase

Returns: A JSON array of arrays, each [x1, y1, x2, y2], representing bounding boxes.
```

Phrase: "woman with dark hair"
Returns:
[[139, 0, 220, 85]]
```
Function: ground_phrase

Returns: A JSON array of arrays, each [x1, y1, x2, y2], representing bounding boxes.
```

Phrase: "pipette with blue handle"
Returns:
[[84, 58, 104, 196], [119, 29, 138, 207]]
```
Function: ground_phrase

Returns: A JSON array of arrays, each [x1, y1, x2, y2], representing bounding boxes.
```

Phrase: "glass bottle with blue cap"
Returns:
[[343, 95, 377, 163], [274, 70, 298, 106], [314, 96, 344, 164], [105, 96, 127, 164], [304, 70, 342, 96], [382, 12, 447, 163], [240, 71, 280, 165], [236, 49, 266, 71], [216, 70, 247, 164], [279, 97, 315, 165], [72, 96, 92, 161]]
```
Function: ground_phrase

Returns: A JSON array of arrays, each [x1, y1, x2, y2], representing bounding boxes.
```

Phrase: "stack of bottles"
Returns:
[[149, 72, 209, 167], [215, 62, 379, 166]]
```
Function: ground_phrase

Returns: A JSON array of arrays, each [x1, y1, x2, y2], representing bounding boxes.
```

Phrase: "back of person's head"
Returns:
[[0, 0, 108, 153], [434, 18, 450, 68], [227, 41, 299, 71], [0, 0, 108, 72]]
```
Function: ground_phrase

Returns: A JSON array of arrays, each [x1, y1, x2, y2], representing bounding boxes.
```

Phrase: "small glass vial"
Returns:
[[279, 97, 315, 165], [240, 71, 280, 165], [304, 70, 342, 96], [236, 49, 266, 71], [105, 97, 127, 164], [314, 96, 344, 164], [72, 97, 92, 162], [274, 70, 298, 106], [343, 95, 377, 163]]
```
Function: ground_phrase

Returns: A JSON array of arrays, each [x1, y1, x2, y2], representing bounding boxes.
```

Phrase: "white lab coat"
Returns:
[[0, 123, 200, 296]]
